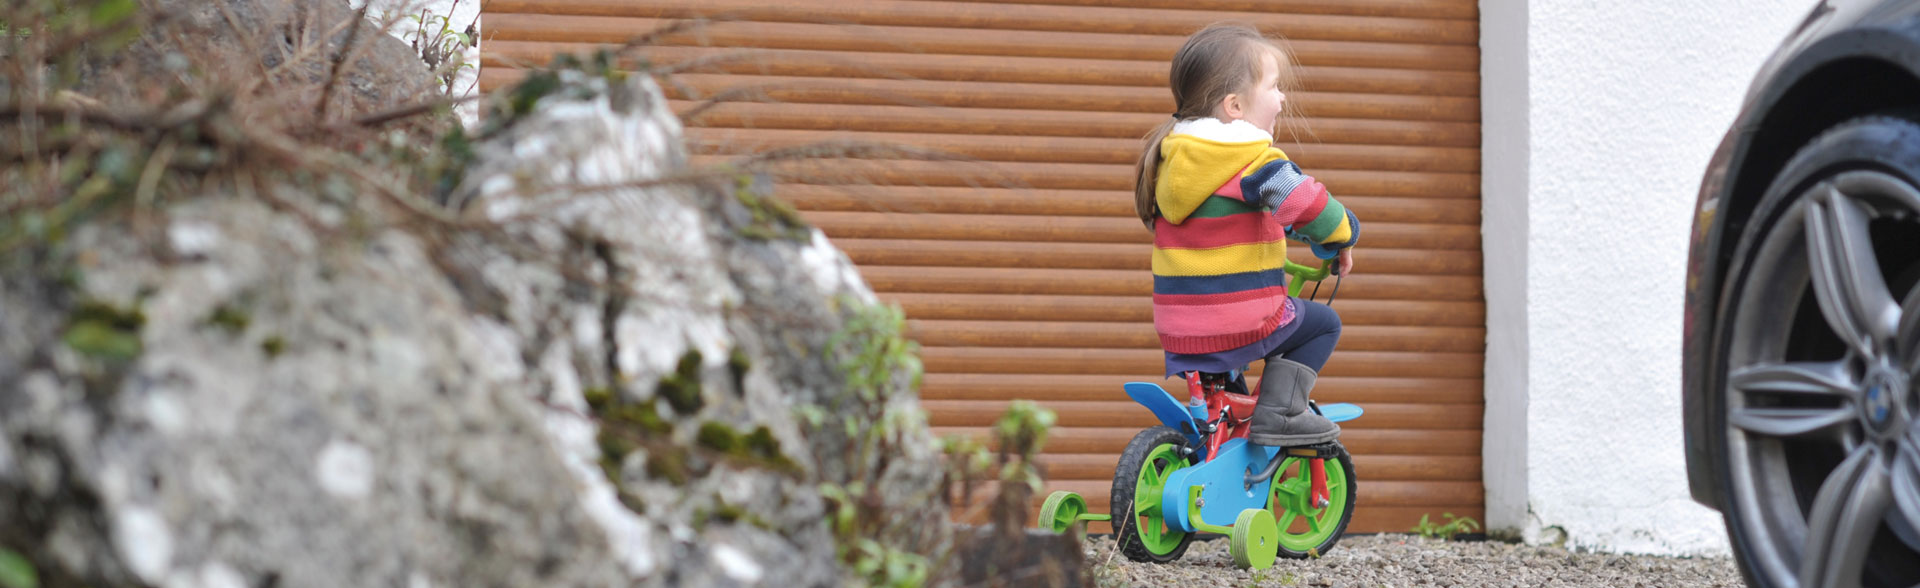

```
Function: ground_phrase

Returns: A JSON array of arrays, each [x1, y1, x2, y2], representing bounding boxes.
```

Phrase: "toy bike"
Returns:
[[1035, 258, 1361, 570]]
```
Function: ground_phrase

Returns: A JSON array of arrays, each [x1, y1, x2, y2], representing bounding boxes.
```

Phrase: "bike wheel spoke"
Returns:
[[1805, 186, 1900, 357], [1797, 445, 1893, 588], [1272, 465, 1303, 499], [1277, 510, 1297, 532]]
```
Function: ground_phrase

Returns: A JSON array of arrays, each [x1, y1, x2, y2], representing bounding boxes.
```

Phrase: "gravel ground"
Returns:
[[1082, 534, 1746, 588]]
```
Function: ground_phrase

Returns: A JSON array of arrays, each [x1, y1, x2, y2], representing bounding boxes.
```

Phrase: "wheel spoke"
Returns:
[[1277, 510, 1297, 532], [1893, 432, 1920, 540], [1273, 471, 1305, 502], [1798, 445, 1894, 588], [1900, 285, 1920, 371], [1731, 361, 1859, 399], [1728, 361, 1859, 440], [1730, 406, 1855, 439], [1804, 186, 1900, 357]]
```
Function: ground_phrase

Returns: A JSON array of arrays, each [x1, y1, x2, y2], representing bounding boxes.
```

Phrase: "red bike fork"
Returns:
[[1186, 372, 1233, 461], [1309, 457, 1330, 508]]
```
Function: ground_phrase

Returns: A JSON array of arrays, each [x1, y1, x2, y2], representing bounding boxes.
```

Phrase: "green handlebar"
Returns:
[[1283, 258, 1337, 298]]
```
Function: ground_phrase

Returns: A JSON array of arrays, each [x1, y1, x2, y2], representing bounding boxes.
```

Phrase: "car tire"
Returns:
[[1712, 114, 1920, 588]]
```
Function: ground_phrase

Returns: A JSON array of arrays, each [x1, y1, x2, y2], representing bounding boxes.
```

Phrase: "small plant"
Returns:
[[1244, 568, 1300, 587], [402, 0, 478, 95], [1410, 512, 1481, 540], [0, 548, 36, 588], [808, 297, 938, 588]]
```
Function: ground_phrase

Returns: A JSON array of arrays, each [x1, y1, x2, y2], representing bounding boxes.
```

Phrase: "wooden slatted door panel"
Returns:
[[482, 0, 1485, 534]]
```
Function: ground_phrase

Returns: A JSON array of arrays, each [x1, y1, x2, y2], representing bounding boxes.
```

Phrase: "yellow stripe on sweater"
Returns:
[[1151, 242, 1290, 277], [1320, 221, 1352, 245]]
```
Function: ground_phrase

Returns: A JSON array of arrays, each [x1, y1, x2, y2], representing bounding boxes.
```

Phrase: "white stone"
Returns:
[[543, 343, 583, 410], [0, 431, 13, 480], [192, 458, 238, 515], [166, 221, 221, 258], [408, 571, 433, 588], [314, 440, 376, 499], [146, 391, 188, 436], [799, 231, 875, 303], [98, 464, 131, 504], [572, 452, 659, 577], [112, 505, 173, 583], [710, 544, 764, 584], [201, 561, 248, 588], [466, 317, 525, 383], [542, 376, 657, 578], [571, 306, 602, 351]]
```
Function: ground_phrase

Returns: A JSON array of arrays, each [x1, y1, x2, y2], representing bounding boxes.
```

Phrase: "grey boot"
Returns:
[[1247, 358, 1340, 446]]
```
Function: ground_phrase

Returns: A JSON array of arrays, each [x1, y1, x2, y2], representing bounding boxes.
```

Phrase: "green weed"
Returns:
[[1410, 512, 1481, 540]]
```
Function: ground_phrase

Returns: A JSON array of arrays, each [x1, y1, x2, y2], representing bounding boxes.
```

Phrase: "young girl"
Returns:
[[1135, 23, 1359, 448]]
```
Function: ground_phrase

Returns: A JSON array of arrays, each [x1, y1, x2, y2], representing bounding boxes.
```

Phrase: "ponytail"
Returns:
[[1134, 117, 1179, 230]]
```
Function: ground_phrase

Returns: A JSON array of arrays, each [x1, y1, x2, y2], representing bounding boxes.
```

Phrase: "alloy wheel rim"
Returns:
[[1726, 169, 1920, 587]]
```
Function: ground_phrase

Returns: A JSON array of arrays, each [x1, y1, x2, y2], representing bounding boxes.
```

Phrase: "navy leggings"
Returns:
[[1266, 299, 1342, 371]]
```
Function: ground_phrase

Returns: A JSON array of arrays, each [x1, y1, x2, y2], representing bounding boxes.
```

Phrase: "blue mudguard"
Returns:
[[1122, 382, 1203, 449], [1160, 439, 1278, 532], [1319, 403, 1364, 423]]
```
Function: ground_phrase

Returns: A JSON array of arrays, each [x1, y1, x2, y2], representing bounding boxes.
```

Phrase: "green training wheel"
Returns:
[[1037, 490, 1088, 534], [1230, 508, 1280, 570]]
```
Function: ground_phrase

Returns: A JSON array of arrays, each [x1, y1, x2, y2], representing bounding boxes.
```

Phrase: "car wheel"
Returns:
[[1715, 115, 1920, 588]]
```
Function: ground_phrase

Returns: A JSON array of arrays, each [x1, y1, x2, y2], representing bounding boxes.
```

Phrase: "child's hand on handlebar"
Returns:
[[1336, 248, 1354, 276]]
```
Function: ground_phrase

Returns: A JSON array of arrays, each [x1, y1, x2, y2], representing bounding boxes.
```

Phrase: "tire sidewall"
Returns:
[[1111, 425, 1194, 563]]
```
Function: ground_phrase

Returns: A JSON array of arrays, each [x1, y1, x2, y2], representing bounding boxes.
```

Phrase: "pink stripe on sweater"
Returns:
[[1154, 286, 1292, 306], [1153, 296, 1293, 354], [1153, 214, 1273, 250], [1215, 168, 1248, 200], [1275, 179, 1329, 227]]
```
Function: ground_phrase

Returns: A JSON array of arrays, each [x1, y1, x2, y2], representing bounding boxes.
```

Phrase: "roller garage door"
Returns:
[[481, 0, 1485, 534]]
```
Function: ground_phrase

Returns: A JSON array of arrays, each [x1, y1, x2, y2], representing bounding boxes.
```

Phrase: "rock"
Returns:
[[78, 0, 436, 120], [951, 526, 1088, 588], [2, 49, 947, 588]]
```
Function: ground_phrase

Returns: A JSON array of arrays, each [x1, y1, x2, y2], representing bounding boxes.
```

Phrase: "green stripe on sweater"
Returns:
[[1297, 198, 1348, 241], [1188, 196, 1262, 219]]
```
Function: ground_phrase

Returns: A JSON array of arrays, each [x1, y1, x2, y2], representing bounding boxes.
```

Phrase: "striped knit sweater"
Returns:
[[1152, 118, 1360, 355]]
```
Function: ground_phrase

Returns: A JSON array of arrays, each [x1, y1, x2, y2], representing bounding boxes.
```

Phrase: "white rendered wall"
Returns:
[[1480, 0, 1808, 554]]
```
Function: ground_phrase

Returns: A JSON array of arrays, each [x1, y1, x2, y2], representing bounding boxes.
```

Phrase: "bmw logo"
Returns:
[[1866, 385, 1892, 424]]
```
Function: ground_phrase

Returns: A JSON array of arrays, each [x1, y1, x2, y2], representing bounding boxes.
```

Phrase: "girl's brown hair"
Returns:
[[1133, 23, 1302, 229]]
